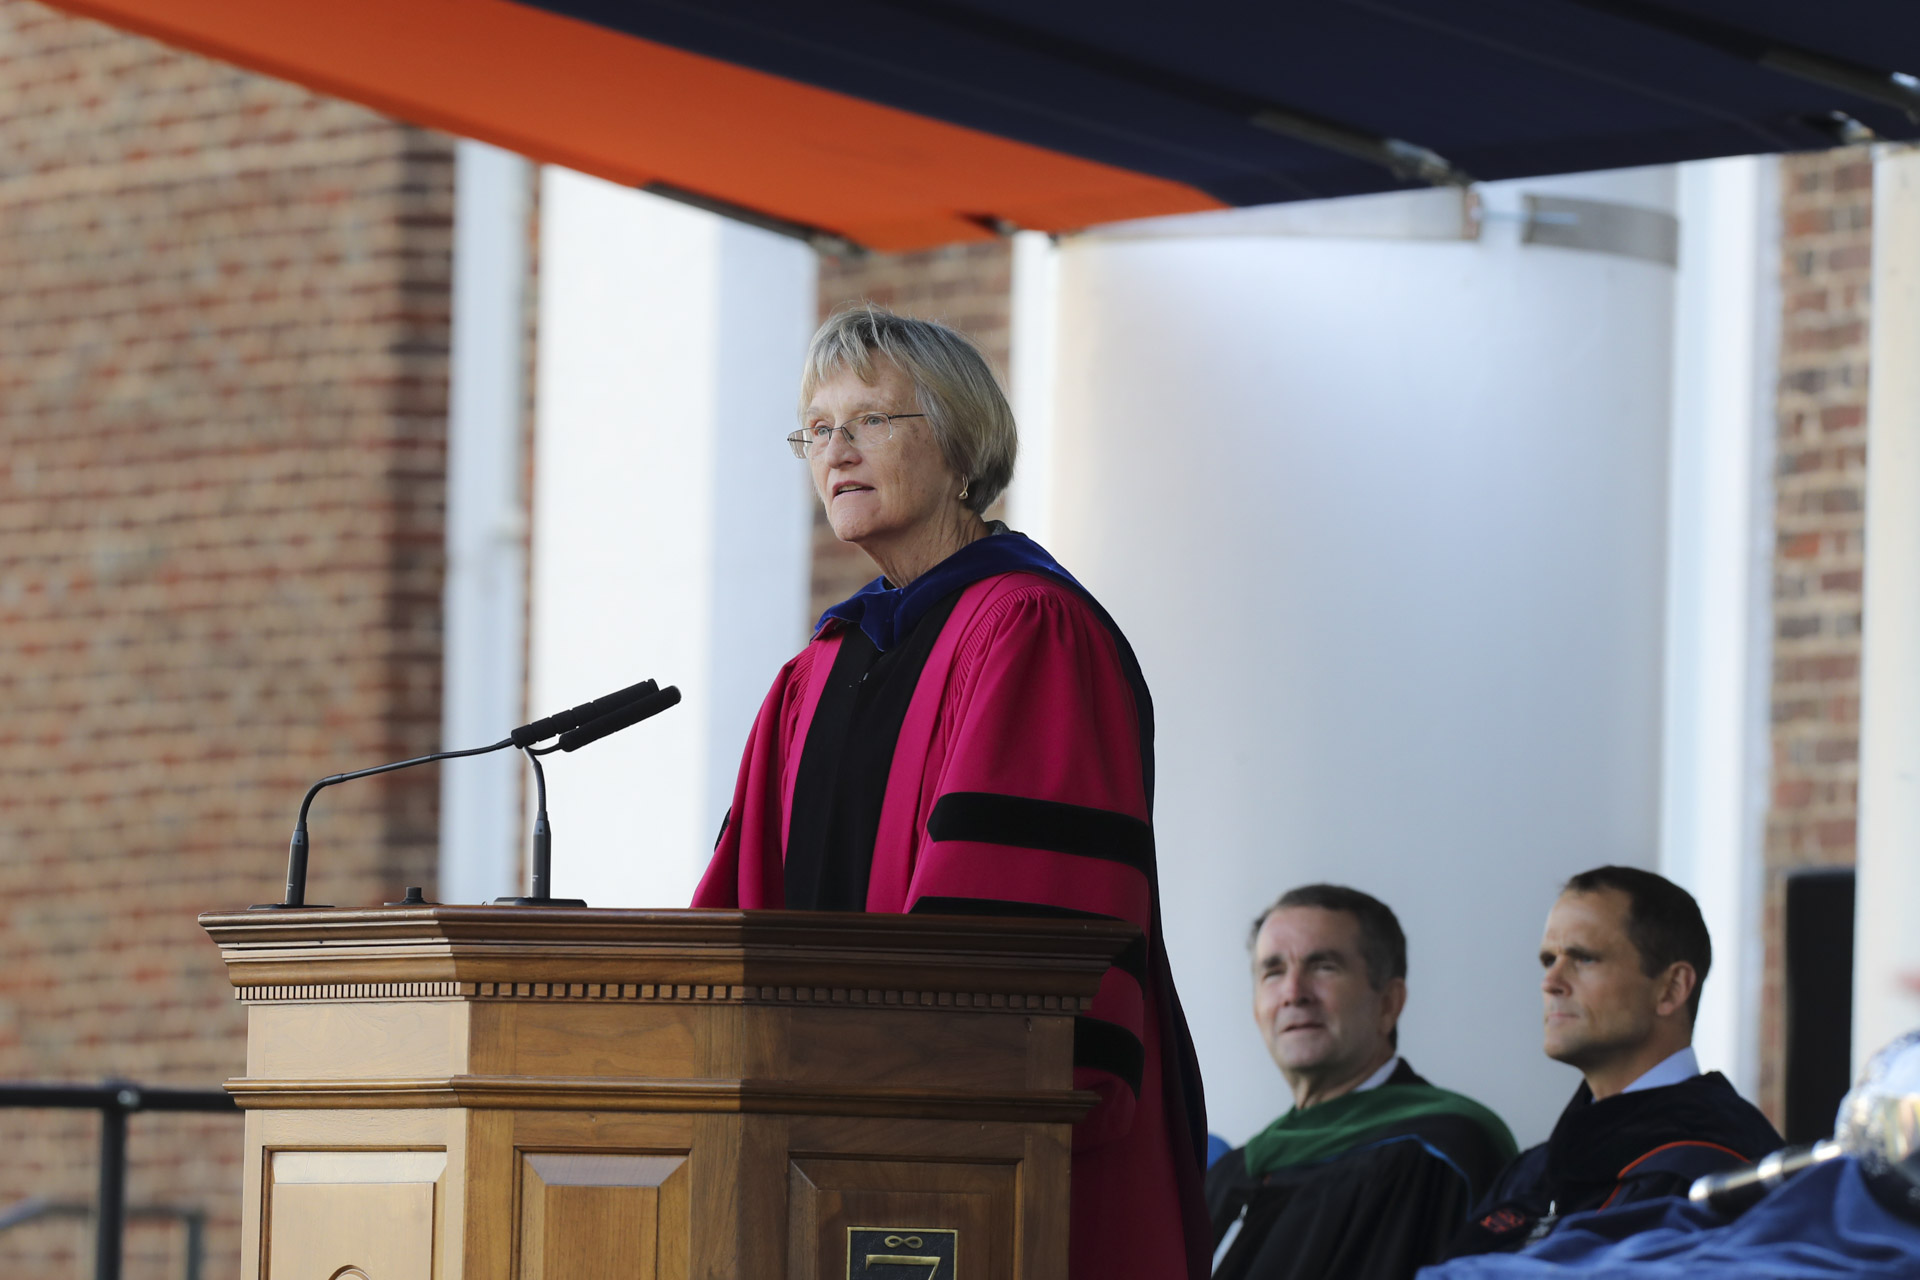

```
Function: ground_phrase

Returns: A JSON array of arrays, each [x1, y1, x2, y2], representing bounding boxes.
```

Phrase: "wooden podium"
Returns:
[[200, 906, 1133, 1280]]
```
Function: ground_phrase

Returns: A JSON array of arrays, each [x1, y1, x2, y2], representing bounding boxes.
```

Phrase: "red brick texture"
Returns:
[[808, 241, 1013, 624], [1759, 147, 1874, 1127], [0, 2, 452, 1275]]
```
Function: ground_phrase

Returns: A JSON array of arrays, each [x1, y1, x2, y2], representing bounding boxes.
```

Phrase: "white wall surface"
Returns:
[[528, 169, 814, 908], [440, 140, 533, 904], [1038, 168, 1679, 1148], [1659, 155, 1778, 1098], [1006, 230, 1061, 548]]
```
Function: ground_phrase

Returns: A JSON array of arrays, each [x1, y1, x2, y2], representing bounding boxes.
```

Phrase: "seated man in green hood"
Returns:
[[1206, 885, 1517, 1280]]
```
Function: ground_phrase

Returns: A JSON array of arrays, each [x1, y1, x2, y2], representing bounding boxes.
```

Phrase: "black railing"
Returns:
[[0, 1082, 239, 1280]]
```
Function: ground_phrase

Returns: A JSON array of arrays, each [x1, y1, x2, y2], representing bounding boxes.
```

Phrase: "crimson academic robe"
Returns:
[[693, 531, 1210, 1280]]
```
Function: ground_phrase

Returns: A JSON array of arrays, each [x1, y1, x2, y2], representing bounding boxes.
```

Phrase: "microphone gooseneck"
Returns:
[[528, 749, 553, 901], [254, 735, 517, 910], [263, 677, 680, 911], [493, 684, 682, 907], [491, 744, 582, 907]]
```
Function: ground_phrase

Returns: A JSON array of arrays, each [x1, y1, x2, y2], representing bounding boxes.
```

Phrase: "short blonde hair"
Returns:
[[801, 304, 1016, 515]]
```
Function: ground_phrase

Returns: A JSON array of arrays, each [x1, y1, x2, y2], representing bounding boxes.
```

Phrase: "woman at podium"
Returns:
[[692, 305, 1210, 1280]]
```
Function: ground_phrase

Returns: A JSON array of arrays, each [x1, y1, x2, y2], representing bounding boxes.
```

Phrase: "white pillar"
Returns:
[[1854, 145, 1920, 1069], [439, 141, 533, 904], [1048, 168, 1678, 1146], [1659, 155, 1778, 1098], [1008, 230, 1061, 547], [527, 169, 815, 908]]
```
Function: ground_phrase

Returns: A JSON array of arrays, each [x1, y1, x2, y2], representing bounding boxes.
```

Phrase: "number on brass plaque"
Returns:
[[846, 1226, 957, 1280]]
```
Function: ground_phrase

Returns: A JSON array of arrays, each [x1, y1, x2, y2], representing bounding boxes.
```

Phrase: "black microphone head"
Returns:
[[557, 685, 681, 752], [511, 679, 658, 747]]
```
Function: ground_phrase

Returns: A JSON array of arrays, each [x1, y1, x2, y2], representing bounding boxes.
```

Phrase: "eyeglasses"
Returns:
[[786, 411, 925, 459]]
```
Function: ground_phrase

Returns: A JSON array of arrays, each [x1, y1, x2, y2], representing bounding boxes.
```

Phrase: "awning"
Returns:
[[46, 0, 1920, 250]]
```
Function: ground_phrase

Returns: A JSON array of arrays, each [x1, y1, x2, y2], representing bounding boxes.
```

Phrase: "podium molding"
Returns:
[[203, 906, 1133, 1280]]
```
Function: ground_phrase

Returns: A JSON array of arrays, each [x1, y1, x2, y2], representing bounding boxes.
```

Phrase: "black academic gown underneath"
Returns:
[[1448, 1070, 1783, 1256], [1206, 1061, 1515, 1280]]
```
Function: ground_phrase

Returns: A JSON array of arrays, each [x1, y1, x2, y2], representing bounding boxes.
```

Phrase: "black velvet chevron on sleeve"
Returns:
[[907, 895, 1148, 985], [1074, 1015, 1147, 1096], [927, 791, 1153, 875]]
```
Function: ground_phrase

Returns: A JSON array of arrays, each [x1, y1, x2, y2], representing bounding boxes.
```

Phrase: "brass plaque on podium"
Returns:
[[847, 1227, 957, 1279]]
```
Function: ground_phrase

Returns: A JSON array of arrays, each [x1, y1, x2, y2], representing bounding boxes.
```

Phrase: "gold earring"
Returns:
[[959, 487, 970, 501]]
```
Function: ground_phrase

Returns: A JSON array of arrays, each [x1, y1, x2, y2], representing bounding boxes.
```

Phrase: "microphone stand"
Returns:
[[253, 736, 515, 910], [492, 744, 585, 907], [255, 681, 678, 911], [491, 684, 680, 907]]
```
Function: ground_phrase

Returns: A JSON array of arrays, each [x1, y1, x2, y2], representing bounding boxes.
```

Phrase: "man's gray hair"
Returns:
[[1249, 884, 1408, 990], [801, 304, 1016, 515]]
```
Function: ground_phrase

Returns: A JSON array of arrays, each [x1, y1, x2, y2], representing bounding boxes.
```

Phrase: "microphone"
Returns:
[[258, 678, 667, 910], [1688, 1140, 1842, 1216], [492, 684, 682, 907], [510, 679, 657, 747], [254, 735, 516, 909], [556, 686, 682, 752]]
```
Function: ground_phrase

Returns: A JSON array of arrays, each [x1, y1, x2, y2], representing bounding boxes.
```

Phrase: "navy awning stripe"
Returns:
[[521, 0, 1920, 211]]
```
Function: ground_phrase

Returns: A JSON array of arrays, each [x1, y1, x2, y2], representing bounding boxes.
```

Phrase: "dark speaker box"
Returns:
[[1784, 868, 1855, 1144]]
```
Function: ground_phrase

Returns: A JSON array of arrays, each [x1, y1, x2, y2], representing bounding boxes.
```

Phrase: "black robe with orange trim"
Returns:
[[692, 533, 1210, 1280], [1447, 1071, 1783, 1256]]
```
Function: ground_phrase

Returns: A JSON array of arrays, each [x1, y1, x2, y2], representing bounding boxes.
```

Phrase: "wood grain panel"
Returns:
[[503, 1002, 703, 1078], [1022, 1016, 1074, 1092], [772, 1009, 1033, 1092], [684, 1114, 790, 1280], [517, 1152, 688, 1280], [784, 1117, 1038, 1162], [265, 1150, 446, 1280], [250, 1001, 468, 1078], [507, 1111, 697, 1152], [252, 1109, 456, 1147], [1017, 1125, 1072, 1280], [788, 1158, 1015, 1280], [462, 1108, 516, 1280]]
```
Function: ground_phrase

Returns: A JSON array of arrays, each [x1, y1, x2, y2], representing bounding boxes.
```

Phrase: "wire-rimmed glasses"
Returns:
[[785, 411, 925, 459]]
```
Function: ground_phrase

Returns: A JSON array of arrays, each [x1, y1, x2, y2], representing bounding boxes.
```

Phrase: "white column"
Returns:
[[1854, 145, 1920, 1070], [1007, 230, 1061, 547], [439, 140, 532, 904], [1048, 167, 1679, 1146], [528, 169, 815, 908], [1659, 155, 1778, 1098]]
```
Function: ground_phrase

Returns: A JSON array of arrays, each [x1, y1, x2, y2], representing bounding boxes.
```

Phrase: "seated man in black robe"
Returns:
[[1207, 885, 1517, 1280], [1448, 865, 1784, 1256]]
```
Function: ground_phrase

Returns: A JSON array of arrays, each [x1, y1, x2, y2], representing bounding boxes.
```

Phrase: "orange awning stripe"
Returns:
[[45, 0, 1223, 249]]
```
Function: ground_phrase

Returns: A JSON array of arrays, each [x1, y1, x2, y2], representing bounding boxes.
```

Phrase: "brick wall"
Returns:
[[1759, 146, 1874, 1127], [0, 2, 452, 1274], [809, 241, 1013, 623]]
